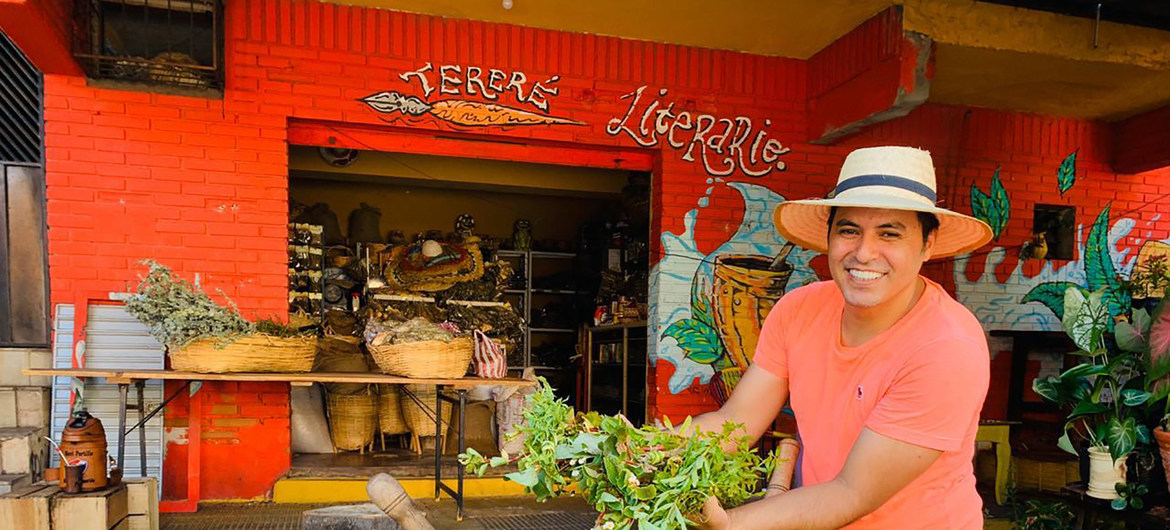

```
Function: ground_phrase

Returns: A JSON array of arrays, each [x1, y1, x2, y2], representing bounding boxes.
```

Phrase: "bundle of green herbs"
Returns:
[[125, 260, 307, 349], [460, 379, 775, 530]]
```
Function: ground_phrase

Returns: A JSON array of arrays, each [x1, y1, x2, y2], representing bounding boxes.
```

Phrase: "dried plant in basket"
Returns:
[[124, 260, 307, 349]]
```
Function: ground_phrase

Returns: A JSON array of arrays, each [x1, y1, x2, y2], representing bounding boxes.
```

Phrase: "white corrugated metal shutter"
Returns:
[[51, 304, 165, 483]]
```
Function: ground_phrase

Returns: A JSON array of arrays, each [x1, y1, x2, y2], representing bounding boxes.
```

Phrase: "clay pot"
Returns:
[[1153, 427, 1170, 494], [1086, 446, 1127, 500]]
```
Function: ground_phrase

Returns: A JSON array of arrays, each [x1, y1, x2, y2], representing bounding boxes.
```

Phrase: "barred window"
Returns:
[[73, 0, 223, 90]]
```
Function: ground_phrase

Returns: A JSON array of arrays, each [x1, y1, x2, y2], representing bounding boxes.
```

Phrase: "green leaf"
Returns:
[[989, 166, 1010, 238], [1084, 205, 1124, 312], [1111, 497, 1128, 511], [599, 492, 620, 504], [1106, 416, 1137, 463], [1137, 424, 1152, 445], [1068, 400, 1108, 419], [1023, 281, 1079, 321], [489, 456, 509, 467], [970, 185, 997, 239], [1130, 497, 1145, 510], [633, 485, 657, 500], [506, 468, 539, 487], [1121, 389, 1152, 406], [1115, 320, 1147, 353], [1057, 431, 1078, 456], [663, 319, 723, 364], [1064, 288, 1109, 352], [1057, 150, 1077, 195]]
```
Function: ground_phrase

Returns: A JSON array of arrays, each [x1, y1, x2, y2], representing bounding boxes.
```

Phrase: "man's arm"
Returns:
[[684, 365, 788, 445], [713, 428, 941, 530]]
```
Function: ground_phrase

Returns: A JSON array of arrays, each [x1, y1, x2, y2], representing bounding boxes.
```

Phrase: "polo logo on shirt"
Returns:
[[856, 385, 864, 400]]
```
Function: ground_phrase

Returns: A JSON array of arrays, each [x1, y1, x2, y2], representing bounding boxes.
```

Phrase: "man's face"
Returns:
[[827, 207, 936, 309]]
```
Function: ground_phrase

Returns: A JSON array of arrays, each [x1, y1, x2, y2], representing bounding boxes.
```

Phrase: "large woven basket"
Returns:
[[399, 384, 453, 436], [377, 385, 409, 435], [169, 334, 317, 373], [368, 337, 474, 378], [326, 392, 378, 452]]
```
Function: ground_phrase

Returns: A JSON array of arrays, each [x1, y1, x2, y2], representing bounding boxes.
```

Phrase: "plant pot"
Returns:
[[1153, 427, 1170, 495], [1086, 446, 1128, 500]]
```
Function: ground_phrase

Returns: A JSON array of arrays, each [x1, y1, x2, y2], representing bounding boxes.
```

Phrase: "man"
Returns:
[[691, 146, 994, 529]]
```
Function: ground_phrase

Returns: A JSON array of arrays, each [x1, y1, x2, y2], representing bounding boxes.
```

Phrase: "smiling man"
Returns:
[[688, 146, 994, 529]]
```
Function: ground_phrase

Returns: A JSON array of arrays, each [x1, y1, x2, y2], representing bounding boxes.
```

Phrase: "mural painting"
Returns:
[[361, 62, 583, 127], [651, 181, 817, 397], [656, 148, 1168, 397]]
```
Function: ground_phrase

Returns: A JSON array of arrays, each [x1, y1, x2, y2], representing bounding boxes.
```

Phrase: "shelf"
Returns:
[[509, 366, 574, 371], [495, 250, 577, 259], [531, 327, 575, 333], [589, 321, 647, 331], [592, 363, 646, 368], [531, 251, 577, 259], [503, 289, 525, 294], [531, 289, 585, 295]]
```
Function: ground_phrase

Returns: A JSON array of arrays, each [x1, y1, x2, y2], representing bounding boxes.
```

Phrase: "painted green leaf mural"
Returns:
[[1057, 149, 1078, 195], [1083, 203, 1130, 320], [970, 166, 1009, 239], [1023, 281, 1079, 321], [662, 318, 722, 364]]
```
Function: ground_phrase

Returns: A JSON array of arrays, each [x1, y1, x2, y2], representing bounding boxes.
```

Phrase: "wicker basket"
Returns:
[[326, 392, 378, 452], [399, 384, 453, 436], [368, 337, 474, 378], [377, 385, 409, 435], [169, 334, 317, 373]]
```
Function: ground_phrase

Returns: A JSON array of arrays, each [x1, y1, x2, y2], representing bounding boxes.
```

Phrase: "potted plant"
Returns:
[[1033, 288, 1150, 501], [1114, 297, 1170, 495]]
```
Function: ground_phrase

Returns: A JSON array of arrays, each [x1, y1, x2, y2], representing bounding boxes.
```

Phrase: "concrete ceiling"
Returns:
[[328, 0, 1170, 121]]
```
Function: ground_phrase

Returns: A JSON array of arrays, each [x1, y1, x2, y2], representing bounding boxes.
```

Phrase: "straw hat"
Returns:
[[773, 146, 992, 259]]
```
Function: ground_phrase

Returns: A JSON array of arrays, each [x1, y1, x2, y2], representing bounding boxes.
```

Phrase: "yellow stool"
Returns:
[[976, 421, 1017, 505]]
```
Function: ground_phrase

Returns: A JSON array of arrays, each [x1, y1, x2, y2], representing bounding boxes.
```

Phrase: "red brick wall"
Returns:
[[32, 0, 1170, 500], [41, 0, 808, 499]]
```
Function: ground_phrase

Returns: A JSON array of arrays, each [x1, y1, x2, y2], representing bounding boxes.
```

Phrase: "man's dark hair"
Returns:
[[826, 206, 940, 246]]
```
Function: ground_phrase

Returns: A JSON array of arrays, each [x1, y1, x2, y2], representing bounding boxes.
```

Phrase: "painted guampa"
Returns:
[[651, 181, 818, 395]]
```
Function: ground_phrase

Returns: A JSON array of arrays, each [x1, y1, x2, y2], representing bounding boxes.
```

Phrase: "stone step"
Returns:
[[0, 473, 31, 495], [301, 504, 399, 530]]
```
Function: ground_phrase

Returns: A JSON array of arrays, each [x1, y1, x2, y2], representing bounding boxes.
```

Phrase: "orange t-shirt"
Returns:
[[753, 278, 989, 529]]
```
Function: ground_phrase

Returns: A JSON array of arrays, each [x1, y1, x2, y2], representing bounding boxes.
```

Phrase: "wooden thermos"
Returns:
[[58, 411, 109, 492]]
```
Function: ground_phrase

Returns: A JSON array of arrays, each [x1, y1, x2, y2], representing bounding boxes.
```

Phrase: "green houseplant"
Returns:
[[1113, 297, 1170, 495], [1033, 288, 1151, 501]]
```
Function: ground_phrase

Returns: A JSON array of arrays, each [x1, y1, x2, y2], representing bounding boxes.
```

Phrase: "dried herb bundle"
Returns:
[[460, 379, 775, 530], [125, 261, 306, 348]]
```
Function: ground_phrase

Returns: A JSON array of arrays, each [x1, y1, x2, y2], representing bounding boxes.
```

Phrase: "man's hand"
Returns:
[[694, 496, 731, 530]]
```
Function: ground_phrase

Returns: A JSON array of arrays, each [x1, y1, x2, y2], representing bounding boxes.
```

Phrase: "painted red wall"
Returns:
[[29, 0, 1170, 500], [40, 0, 808, 499]]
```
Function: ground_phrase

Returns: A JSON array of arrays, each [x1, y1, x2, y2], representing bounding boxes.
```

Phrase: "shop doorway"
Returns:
[[283, 128, 651, 476]]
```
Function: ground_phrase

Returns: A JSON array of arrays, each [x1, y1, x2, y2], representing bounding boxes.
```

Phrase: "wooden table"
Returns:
[[25, 368, 535, 520]]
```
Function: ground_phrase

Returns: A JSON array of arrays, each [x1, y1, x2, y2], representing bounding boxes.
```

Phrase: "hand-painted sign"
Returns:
[[361, 62, 581, 128], [607, 86, 792, 178]]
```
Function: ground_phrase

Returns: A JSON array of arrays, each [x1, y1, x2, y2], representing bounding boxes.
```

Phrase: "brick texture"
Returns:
[[29, 0, 1170, 500]]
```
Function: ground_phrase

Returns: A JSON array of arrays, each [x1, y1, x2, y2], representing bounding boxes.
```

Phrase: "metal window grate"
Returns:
[[73, 0, 223, 89], [0, 29, 44, 165], [478, 512, 599, 530]]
